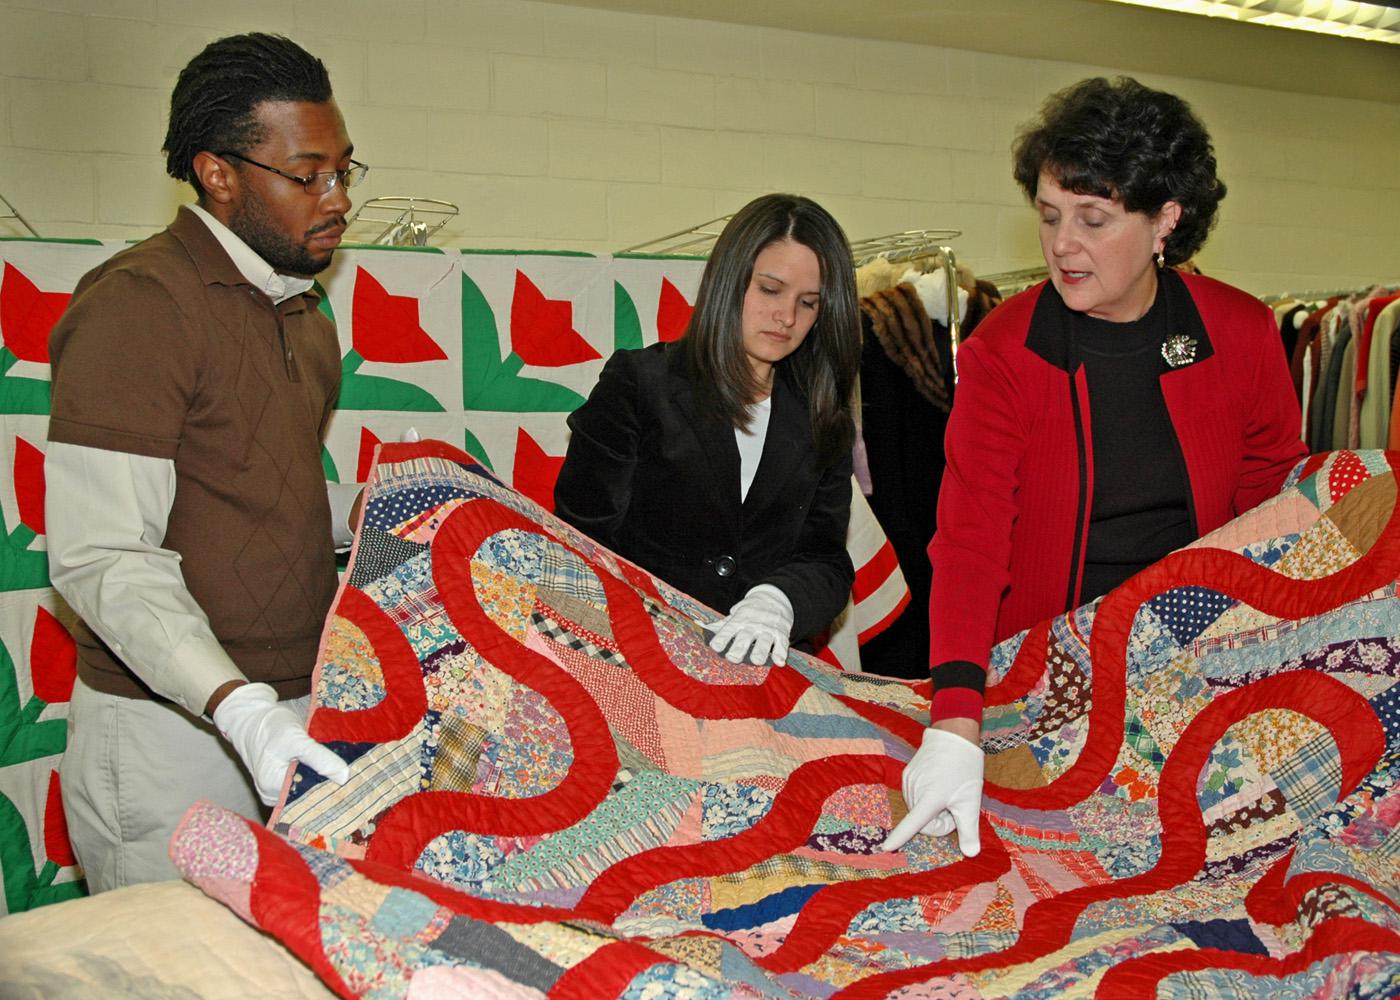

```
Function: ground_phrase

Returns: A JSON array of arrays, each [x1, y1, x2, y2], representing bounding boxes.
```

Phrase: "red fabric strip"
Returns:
[[852, 539, 900, 602], [308, 585, 427, 744], [367, 500, 619, 866], [574, 754, 893, 922]]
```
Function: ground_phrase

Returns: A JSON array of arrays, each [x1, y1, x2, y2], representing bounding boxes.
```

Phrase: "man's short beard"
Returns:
[[230, 189, 333, 277]]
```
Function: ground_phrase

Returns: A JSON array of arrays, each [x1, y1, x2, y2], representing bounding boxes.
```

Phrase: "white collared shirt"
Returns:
[[735, 396, 772, 503], [185, 203, 314, 305], [45, 206, 357, 715]]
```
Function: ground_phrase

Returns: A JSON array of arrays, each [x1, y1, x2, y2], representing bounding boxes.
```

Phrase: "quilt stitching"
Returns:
[[170, 446, 1400, 998]]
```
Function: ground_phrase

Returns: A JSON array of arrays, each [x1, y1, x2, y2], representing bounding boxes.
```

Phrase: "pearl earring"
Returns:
[[1156, 251, 1166, 269]]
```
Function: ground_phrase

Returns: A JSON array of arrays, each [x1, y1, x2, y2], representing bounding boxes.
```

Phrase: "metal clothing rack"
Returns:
[[617, 219, 967, 374], [0, 190, 40, 237], [977, 265, 1048, 296], [850, 229, 964, 377], [1260, 282, 1400, 305], [346, 196, 458, 247], [848, 229, 961, 267], [616, 215, 733, 256]]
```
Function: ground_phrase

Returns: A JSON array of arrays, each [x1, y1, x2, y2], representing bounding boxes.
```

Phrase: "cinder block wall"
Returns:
[[2, 0, 1398, 295]]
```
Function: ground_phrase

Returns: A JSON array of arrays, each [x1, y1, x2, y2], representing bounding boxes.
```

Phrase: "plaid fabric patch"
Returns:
[[385, 580, 444, 629], [536, 542, 607, 604], [429, 713, 486, 792], [1191, 617, 1297, 656], [538, 587, 614, 639], [1125, 716, 1167, 770], [713, 853, 851, 899], [294, 840, 357, 891], [1271, 732, 1344, 824], [278, 722, 427, 846], [531, 609, 626, 666], [1052, 607, 1095, 675]]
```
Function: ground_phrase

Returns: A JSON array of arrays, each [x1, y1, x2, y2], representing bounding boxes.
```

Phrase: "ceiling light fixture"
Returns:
[[1103, 0, 1400, 44]]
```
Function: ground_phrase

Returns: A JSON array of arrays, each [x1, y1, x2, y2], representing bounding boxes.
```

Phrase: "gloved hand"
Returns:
[[880, 727, 984, 856], [213, 682, 350, 806], [707, 584, 794, 666]]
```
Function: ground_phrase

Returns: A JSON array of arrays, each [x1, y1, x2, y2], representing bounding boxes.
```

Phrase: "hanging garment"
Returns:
[[856, 283, 954, 678], [962, 279, 1005, 337], [1391, 308, 1400, 410], [1290, 301, 1329, 401], [1292, 302, 1335, 446], [1344, 290, 1387, 448], [1334, 334, 1358, 450], [1314, 313, 1351, 450], [1390, 336, 1400, 450], [1275, 302, 1307, 366], [1359, 297, 1400, 448], [859, 283, 952, 411]]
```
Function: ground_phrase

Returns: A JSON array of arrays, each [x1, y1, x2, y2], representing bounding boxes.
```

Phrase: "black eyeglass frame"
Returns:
[[217, 151, 368, 195]]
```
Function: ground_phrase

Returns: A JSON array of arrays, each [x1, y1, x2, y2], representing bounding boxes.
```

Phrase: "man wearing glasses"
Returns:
[[45, 33, 368, 890]]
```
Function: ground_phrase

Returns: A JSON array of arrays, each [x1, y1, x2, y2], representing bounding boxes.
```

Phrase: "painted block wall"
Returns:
[[1, 0, 1398, 295]]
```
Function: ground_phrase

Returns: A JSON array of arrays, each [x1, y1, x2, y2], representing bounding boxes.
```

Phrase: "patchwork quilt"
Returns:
[[171, 444, 1400, 998]]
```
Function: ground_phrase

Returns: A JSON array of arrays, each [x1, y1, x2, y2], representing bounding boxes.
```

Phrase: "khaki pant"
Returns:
[[59, 678, 309, 892]]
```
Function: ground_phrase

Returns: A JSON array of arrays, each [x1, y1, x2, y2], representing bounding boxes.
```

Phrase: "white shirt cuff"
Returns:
[[327, 481, 364, 551]]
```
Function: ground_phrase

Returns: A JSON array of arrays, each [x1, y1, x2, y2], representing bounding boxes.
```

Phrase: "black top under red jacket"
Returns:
[[927, 270, 1308, 723]]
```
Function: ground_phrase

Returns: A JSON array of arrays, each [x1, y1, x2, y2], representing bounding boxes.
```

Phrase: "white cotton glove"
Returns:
[[707, 584, 795, 666], [880, 727, 984, 856], [213, 682, 350, 806]]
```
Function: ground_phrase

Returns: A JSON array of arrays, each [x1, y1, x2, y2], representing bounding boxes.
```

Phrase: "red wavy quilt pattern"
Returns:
[[170, 444, 1400, 998]]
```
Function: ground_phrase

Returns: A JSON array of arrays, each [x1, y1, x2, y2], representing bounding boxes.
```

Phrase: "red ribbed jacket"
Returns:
[[927, 271, 1308, 722]]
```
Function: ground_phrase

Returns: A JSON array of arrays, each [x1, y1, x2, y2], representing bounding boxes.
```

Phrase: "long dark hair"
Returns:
[[682, 194, 859, 465]]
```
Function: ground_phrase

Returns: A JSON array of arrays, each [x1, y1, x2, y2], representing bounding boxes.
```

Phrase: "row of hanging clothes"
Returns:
[[1266, 282, 1400, 453], [848, 241, 1006, 678]]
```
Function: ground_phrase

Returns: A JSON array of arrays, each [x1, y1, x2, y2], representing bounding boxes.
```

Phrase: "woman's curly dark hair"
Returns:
[[163, 33, 332, 197], [1011, 77, 1225, 265]]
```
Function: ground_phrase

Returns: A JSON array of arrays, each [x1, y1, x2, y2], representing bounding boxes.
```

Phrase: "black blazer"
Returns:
[[554, 341, 854, 642]]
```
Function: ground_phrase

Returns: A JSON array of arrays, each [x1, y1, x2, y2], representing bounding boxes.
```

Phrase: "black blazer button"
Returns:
[[714, 555, 737, 577]]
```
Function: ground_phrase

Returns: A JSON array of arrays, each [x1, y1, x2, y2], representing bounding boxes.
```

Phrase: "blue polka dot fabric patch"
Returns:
[[366, 485, 472, 531], [1147, 585, 1237, 646]]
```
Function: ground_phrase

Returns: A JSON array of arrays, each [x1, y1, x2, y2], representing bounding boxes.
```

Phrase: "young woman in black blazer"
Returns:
[[555, 194, 861, 667]]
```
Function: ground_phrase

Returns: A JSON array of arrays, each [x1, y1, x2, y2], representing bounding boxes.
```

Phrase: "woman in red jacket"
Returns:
[[883, 77, 1307, 856]]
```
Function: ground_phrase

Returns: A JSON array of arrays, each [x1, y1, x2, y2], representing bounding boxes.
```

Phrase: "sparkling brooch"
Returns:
[[1161, 334, 1198, 368]]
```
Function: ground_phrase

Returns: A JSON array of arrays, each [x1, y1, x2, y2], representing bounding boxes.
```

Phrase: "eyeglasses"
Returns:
[[218, 151, 368, 195]]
